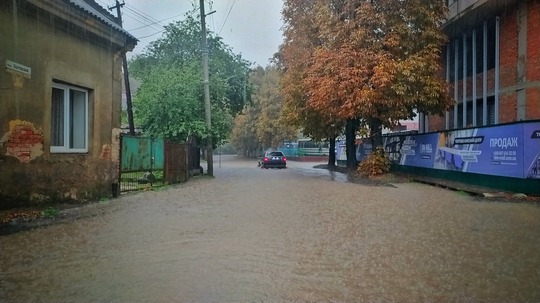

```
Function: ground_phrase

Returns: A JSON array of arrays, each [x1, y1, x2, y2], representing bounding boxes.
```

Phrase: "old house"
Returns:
[[0, 0, 137, 207]]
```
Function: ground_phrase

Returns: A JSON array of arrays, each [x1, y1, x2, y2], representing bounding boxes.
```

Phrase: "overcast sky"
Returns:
[[96, 0, 284, 66]]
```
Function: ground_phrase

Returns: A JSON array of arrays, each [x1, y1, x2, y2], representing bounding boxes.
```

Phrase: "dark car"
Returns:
[[259, 151, 287, 169]]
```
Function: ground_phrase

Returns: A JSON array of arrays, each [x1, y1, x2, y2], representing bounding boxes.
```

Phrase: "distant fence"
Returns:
[[335, 120, 540, 194]]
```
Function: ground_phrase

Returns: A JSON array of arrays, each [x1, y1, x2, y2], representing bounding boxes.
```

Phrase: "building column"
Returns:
[[472, 29, 477, 126], [517, 0, 527, 120], [463, 33, 468, 128], [454, 39, 459, 129], [483, 20, 488, 125], [495, 16, 500, 124], [446, 44, 450, 129]]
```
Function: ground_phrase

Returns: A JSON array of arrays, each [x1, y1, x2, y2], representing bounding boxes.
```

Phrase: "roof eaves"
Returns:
[[68, 0, 138, 43]]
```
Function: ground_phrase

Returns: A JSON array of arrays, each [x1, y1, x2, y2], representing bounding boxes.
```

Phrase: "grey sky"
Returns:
[[97, 0, 284, 66]]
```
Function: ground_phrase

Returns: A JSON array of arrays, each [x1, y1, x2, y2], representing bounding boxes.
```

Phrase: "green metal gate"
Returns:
[[119, 135, 165, 192]]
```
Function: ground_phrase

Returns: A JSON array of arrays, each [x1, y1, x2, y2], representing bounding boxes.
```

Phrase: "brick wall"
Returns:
[[430, 0, 540, 130], [527, 1, 540, 82]]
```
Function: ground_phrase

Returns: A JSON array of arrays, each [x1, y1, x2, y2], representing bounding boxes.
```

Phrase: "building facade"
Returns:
[[0, 0, 136, 207], [421, 0, 540, 132]]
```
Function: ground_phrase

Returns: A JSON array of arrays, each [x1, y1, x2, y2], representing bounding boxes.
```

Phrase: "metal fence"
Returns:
[[119, 135, 189, 193]]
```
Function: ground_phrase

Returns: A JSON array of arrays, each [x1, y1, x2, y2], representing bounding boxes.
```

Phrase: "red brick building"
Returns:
[[421, 0, 540, 132]]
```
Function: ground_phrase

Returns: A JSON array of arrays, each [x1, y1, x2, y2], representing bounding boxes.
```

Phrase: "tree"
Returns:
[[305, 0, 452, 148], [133, 61, 205, 141], [252, 66, 297, 150], [280, 0, 344, 167], [230, 106, 259, 157], [130, 13, 251, 144], [230, 65, 297, 156]]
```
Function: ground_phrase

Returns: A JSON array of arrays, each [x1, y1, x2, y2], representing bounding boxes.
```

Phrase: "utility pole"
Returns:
[[109, 0, 135, 136], [200, 0, 213, 176]]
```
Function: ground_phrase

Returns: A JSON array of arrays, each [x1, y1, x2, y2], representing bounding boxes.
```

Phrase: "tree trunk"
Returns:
[[327, 135, 336, 168], [369, 118, 383, 150], [345, 118, 358, 169]]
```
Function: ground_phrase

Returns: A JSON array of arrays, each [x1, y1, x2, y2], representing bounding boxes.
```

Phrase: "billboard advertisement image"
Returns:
[[380, 121, 540, 180]]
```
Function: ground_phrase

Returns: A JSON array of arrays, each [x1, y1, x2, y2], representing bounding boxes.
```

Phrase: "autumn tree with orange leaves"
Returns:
[[281, 0, 452, 168], [279, 0, 344, 168]]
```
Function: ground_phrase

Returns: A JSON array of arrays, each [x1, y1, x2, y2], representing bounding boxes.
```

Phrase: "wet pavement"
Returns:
[[1, 155, 540, 302]]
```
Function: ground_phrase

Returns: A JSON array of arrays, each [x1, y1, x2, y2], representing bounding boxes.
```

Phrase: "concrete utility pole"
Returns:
[[109, 0, 135, 136], [200, 0, 213, 176]]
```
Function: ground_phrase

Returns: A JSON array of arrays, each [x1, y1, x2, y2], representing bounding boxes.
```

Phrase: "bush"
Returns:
[[357, 147, 390, 176]]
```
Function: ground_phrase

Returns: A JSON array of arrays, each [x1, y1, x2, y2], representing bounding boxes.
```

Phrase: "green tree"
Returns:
[[133, 62, 205, 141], [130, 13, 250, 144]]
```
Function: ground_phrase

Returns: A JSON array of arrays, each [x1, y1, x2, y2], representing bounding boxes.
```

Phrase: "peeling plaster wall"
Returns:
[[0, 3, 123, 208]]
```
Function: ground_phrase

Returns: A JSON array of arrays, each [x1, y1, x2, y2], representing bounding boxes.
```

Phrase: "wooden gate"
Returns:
[[164, 142, 188, 184]]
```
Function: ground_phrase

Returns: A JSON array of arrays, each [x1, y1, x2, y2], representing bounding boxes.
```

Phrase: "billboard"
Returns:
[[380, 121, 540, 179]]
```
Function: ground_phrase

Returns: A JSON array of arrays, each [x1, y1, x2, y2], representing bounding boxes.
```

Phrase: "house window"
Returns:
[[50, 83, 89, 153]]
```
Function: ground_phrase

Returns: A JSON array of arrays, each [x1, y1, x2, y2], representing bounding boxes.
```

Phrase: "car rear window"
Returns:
[[268, 152, 284, 156]]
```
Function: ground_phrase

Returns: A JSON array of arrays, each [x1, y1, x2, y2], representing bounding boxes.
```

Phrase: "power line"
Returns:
[[127, 14, 183, 31], [123, 6, 163, 31], [219, 0, 237, 35], [137, 29, 167, 39]]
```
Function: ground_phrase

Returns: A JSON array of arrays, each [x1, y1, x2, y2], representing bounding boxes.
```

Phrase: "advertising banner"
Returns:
[[523, 123, 540, 179], [380, 121, 540, 179], [437, 124, 523, 178]]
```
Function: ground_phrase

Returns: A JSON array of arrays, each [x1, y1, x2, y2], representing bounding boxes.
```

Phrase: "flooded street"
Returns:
[[1, 156, 540, 302]]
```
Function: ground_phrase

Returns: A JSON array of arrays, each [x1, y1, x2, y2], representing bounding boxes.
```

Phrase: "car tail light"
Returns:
[[283, 157, 287, 162], [263, 157, 269, 162]]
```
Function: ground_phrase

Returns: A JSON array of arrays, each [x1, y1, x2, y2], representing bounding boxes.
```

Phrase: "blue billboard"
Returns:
[[380, 121, 540, 179]]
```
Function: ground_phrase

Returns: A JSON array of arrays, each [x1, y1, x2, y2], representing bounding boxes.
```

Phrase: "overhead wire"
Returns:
[[123, 7, 163, 31], [128, 14, 183, 31], [219, 0, 237, 35], [94, 0, 193, 41]]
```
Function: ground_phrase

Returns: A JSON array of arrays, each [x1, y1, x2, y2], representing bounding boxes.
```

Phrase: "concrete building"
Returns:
[[421, 0, 540, 132], [0, 0, 137, 208]]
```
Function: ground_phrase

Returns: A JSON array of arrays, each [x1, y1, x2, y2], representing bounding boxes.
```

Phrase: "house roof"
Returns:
[[68, 0, 137, 42]]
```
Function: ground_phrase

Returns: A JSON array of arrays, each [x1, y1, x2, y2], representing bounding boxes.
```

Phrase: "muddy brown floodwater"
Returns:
[[1, 156, 540, 302]]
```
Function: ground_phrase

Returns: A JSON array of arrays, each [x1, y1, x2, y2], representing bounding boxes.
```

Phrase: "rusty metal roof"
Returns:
[[68, 0, 137, 42]]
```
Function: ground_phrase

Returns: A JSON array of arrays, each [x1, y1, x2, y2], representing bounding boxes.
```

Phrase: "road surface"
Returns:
[[1, 156, 540, 302]]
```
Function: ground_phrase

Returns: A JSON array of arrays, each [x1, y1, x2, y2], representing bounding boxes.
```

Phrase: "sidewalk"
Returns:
[[405, 174, 540, 202]]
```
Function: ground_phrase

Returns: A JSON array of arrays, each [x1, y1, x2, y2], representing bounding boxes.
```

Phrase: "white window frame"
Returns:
[[50, 82, 89, 153]]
